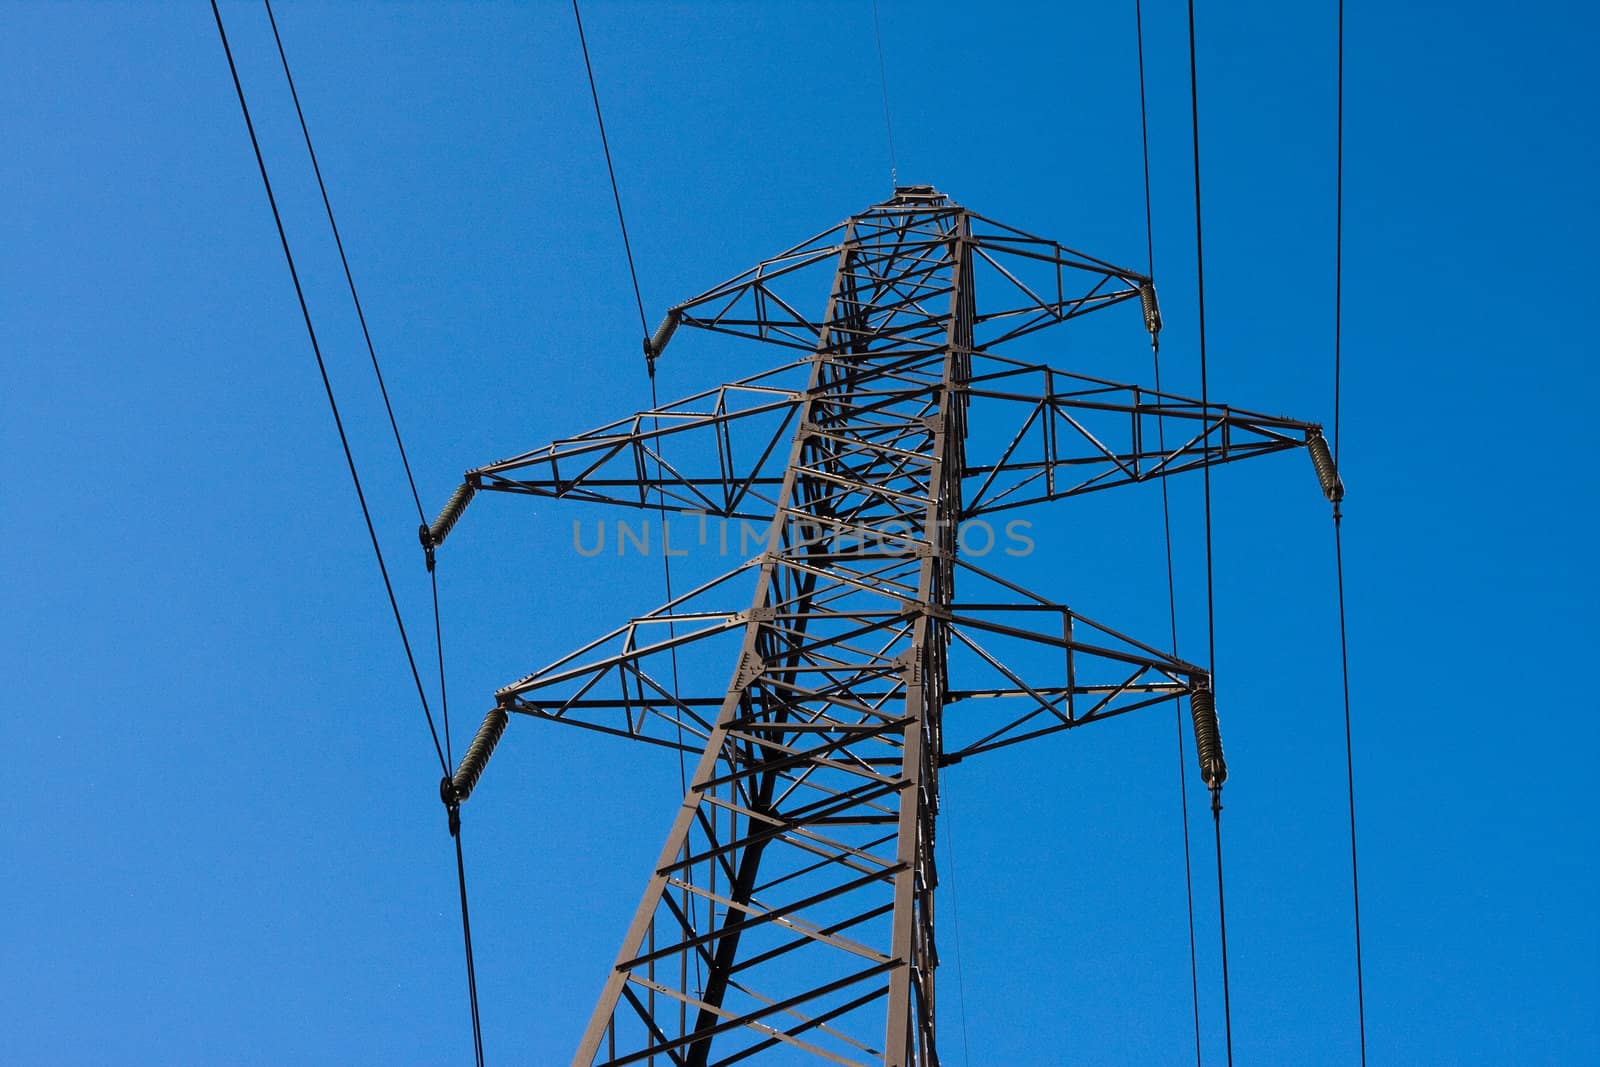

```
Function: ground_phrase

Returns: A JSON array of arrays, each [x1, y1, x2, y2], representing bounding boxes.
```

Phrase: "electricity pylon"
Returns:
[[426, 187, 1342, 1066]]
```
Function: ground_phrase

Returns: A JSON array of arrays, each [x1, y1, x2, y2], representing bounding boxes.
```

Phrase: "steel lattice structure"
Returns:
[[429, 187, 1341, 1066]]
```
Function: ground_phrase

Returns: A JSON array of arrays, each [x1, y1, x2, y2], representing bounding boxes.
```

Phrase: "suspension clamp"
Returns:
[[440, 775, 462, 837], [419, 524, 437, 572]]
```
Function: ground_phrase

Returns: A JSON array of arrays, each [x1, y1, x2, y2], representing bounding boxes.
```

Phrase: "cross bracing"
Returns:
[[434, 186, 1334, 1066]]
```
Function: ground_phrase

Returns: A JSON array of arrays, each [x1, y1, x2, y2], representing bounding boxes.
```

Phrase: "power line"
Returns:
[[220, 5, 482, 1059], [1154, 339, 1205, 1067], [1333, 3, 1369, 1061], [1334, 517, 1364, 1064], [1210, 792, 1233, 1065], [1185, 6, 1217, 718], [264, 0, 465, 770], [871, 0, 900, 190], [646, 350, 698, 1007], [646, 375, 688, 790], [1184, 1, 1233, 1062], [429, 568, 454, 766], [209, 0, 447, 778], [1134, 0, 1203, 1061], [940, 790, 974, 1066], [454, 827, 486, 1067], [568, 0, 701, 1001], [567, 0, 678, 767], [262, 0, 461, 771], [431, 558, 482, 1067], [1169, 664, 1204, 1067], [571, 0, 649, 340], [1334, 0, 1345, 469], [262, 0, 427, 531], [569, 0, 687, 826], [1135, 0, 1156, 286]]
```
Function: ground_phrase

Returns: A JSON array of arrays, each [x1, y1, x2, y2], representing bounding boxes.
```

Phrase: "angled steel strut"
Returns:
[[428, 186, 1338, 1065]]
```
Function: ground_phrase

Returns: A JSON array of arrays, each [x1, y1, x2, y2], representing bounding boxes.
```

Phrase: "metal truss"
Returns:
[[434, 186, 1337, 1065], [469, 352, 1315, 520]]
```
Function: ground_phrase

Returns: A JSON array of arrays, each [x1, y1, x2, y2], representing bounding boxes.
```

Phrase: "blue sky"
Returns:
[[3, 1, 1596, 1063]]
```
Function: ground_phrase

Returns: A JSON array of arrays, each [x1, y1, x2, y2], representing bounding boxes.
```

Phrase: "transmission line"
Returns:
[[568, 0, 689, 797], [215, 4, 483, 1060], [569, 1, 700, 1008], [210, 0, 446, 779], [1184, 1, 1234, 1062], [453, 825, 486, 1067], [261, 0, 427, 531], [871, 0, 899, 189], [940, 789, 974, 1066], [1332, 2, 1369, 1061], [570, 0, 648, 340], [1134, 1, 1204, 1062]]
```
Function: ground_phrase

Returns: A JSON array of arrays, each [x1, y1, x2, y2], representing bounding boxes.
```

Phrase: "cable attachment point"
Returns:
[[419, 524, 437, 572], [1189, 680, 1228, 791], [1139, 280, 1163, 352], [1307, 429, 1345, 505], [440, 775, 462, 836]]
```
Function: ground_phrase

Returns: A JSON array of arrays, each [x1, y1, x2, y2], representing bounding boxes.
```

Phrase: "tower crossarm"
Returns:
[[494, 558, 763, 753], [929, 557, 1210, 763], [959, 353, 1328, 515], [650, 194, 1150, 359], [448, 344, 964, 526], [961, 211, 1150, 346], [491, 547, 1213, 767], [661, 219, 854, 354], [464, 363, 809, 520]]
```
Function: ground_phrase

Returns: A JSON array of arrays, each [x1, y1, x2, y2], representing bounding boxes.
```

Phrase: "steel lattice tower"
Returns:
[[428, 187, 1341, 1065]]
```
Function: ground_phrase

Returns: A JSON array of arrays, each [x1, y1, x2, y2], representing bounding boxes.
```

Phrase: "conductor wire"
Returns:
[[262, 0, 427, 531], [210, 0, 447, 779], [572, 0, 649, 339], [567, 0, 686, 784], [1185, 1, 1234, 1061], [1333, 3, 1369, 1061], [1136, 1, 1203, 1061], [225, 7, 483, 1059], [570, 0, 700, 1002], [261, 0, 461, 767], [871, 0, 900, 189]]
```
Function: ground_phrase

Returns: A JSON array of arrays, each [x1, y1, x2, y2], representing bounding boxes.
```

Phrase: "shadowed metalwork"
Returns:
[[434, 187, 1332, 1065]]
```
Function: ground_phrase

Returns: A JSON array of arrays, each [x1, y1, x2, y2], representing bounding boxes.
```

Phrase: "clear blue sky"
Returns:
[[3, 1, 1596, 1063]]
